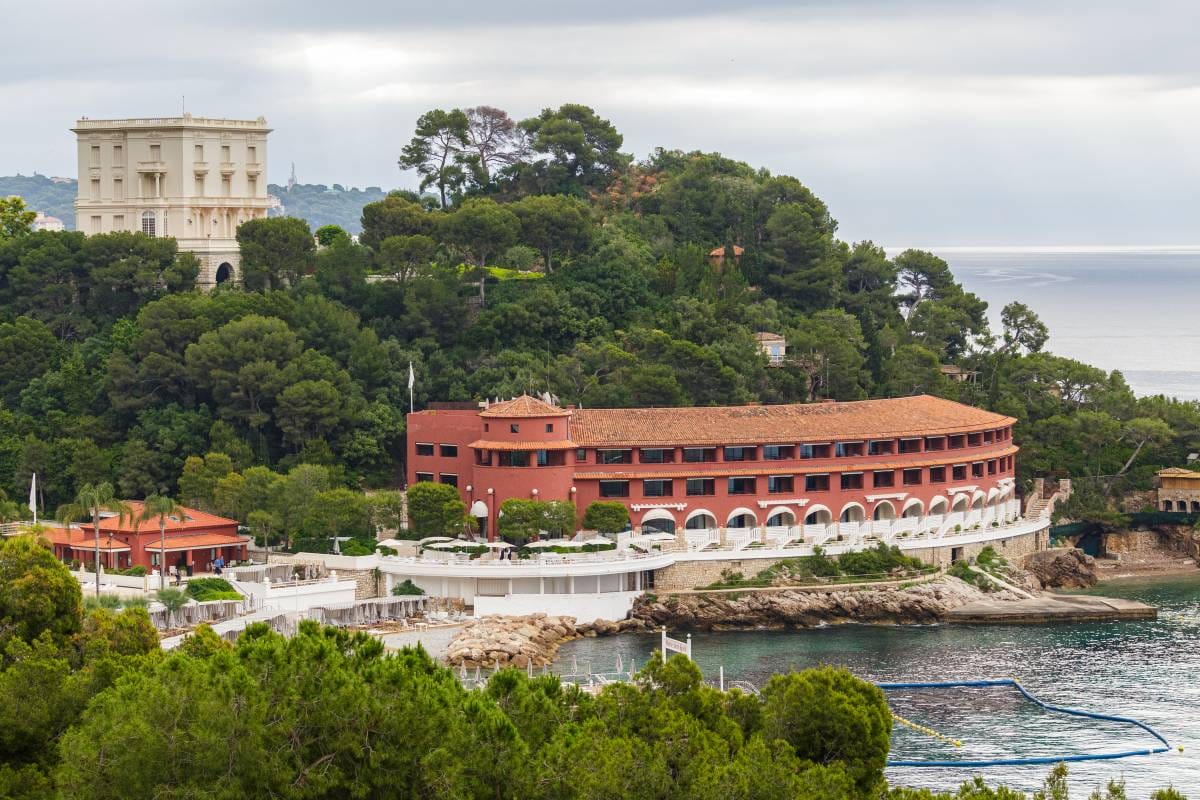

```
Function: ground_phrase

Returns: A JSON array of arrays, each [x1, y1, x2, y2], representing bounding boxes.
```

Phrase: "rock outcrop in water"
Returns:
[[1024, 548, 1098, 589], [443, 614, 652, 667], [632, 576, 1020, 630]]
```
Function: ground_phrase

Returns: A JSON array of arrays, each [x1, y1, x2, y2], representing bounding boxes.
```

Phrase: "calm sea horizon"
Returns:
[[883, 247, 1200, 402]]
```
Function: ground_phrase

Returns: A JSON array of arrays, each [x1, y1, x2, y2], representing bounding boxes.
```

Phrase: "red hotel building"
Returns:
[[406, 394, 1020, 544]]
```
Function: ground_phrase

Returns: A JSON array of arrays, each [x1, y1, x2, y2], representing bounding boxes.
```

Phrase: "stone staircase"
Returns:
[[1025, 478, 1072, 520]]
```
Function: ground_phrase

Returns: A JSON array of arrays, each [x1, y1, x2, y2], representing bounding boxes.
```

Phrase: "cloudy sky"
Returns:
[[7, 0, 1198, 245]]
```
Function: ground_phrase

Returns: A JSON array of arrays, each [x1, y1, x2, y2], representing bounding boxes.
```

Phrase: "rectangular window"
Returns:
[[439, 474, 458, 487], [414, 472, 433, 483], [967, 432, 983, 447], [248, 176, 257, 195], [682, 447, 716, 463], [90, 145, 100, 166], [724, 446, 755, 462], [686, 478, 715, 496], [113, 178, 123, 200], [987, 459, 997, 475], [439, 444, 458, 458], [768, 475, 794, 493], [247, 145, 257, 162], [902, 468, 923, 486], [840, 473, 864, 490], [836, 442, 864, 457], [640, 448, 673, 464], [948, 435, 966, 450], [643, 479, 673, 497], [195, 176, 205, 195], [873, 470, 895, 488], [221, 176, 231, 197], [952, 465, 967, 481], [221, 144, 230, 161], [599, 449, 632, 465], [972, 462, 984, 478], [112, 214, 124, 230], [509, 423, 520, 434], [112, 144, 122, 163], [805, 474, 830, 492], [983, 430, 995, 444], [728, 477, 756, 495], [150, 143, 161, 161], [868, 440, 894, 456], [498, 451, 530, 467], [898, 438, 922, 454], [545, 423, 554, 433], [536, 450, 550, 467], [599, 480, 629, 498], [194, 144, 204, 161], [762, 445, 794, 460], [800, 443, 831, 459], [929, 466, 946, 483], [925, 436, 946, 451], [415, 443, 434, 457], [90, 179, 100, 200], [90, 215, 102, 233], [575, 449, 587, 462]]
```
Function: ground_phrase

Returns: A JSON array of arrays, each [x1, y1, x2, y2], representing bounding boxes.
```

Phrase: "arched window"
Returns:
[[141, 211, 156, 238]]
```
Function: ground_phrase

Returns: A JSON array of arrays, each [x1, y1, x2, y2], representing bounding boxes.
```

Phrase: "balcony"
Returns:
[[193, 161, 210, 175], [136, 161, 167, 174], [219, 161, 236, 175], [245, 162, 263, 176]]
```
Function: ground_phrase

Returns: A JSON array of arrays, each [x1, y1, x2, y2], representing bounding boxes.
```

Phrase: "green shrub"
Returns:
[[113, 565, 148, 577], [391, 579, 424, 596], [186, 577, 242, 602]]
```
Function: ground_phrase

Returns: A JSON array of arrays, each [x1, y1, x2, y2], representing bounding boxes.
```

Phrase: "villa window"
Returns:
[[952, 464, 967, 481], [873, 470, 895, 488], [414, 472, 434, 483], [841, 473, 864, 490], [967, 432, 983, 447], [599, 480, 630, 498], [724, 446, 756, 462], [987, 460, 997, 475], [640, 448, 673, 464], [141, 211, 156, 237], [682, 447, 717, 463], [439, 444, 458, 458], [972, 462, 984, 478], [948, 435, 965, 450], [510, 423, 520, 434], [686, 478, 715, 496], [929, 466, 946, 483], [575, 449, 587, 462], [836, 442, 864, 457], [800, 443, 831, 459], [499, 450, 530, 467], [983, 430, 995, 444], [902, 468, 923, 486], [439, 474, 458, 487], [804, 474, 830, 492], [599, 449, 633, 465], [868, 440, 894, 456], [728, 477, 756, 495], [536, 450, 548, 467], [643, 479, 673, 497], [415, 443, 434, 457], [925, 436, 946, 451], [545, 423, 554, 433], [767, 475, 793, 493], [898, 438, 922, 454], [763, 445, 794, 460]]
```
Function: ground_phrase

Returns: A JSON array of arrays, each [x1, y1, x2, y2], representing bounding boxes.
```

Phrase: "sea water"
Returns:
[[554, 576, 1200, 795], [916, 248, 1200, 401]]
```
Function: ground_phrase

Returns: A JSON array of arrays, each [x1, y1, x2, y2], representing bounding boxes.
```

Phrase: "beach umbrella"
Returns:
[[485, 541, 515, 549], [641, 531, 676, 542], [418, 536, 455, 546], [522, 540, 556, 549], [580, 536, 614, 546], [426, 539, 476, 550]]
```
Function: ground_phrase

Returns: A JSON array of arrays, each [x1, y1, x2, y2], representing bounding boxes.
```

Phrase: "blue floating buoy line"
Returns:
[[877, 679, 1172, 768]]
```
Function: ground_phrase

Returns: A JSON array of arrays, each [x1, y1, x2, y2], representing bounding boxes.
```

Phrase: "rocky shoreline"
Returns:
[[443, 614, 654, 668]]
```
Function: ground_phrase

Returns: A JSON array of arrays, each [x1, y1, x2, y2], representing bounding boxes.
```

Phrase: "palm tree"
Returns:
[[56, 482, 132, 598], [139, 494, 180, 590]]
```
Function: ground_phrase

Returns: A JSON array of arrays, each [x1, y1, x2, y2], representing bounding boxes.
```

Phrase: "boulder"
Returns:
[[1024, 548, 1098, 589]]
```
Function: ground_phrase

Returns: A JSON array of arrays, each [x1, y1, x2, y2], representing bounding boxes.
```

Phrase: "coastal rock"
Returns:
[[631, 576, 1019, 631], [444, 614, 579, 668], [1024, 548, 1098, 589]]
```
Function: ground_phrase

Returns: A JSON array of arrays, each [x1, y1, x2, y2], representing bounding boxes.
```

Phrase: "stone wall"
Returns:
[[265, 553, 385, 600], [652, 529, 1046, 590]]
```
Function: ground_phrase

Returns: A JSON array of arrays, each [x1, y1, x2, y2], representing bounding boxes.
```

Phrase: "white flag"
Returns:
[[28, 473, 36, 520], [408, 362, 415, 390]]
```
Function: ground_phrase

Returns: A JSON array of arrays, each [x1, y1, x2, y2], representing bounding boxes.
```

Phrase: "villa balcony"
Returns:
[[219, 161, 236, 175], [193, 161, 209, 175], [136, 161, 167, 174], [245, 162, 263, 176]]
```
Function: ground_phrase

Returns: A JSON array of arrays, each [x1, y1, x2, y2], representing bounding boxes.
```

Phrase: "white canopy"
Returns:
[[641, 531, 677, 542], [425, 539, 478, 550], [468, 500, 489, 517], [485, 540, 515, 549], [418, 536, 454, 546], [579, 536, 614, 546]]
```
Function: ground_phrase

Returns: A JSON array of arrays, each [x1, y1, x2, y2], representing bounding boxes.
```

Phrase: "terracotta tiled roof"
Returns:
[[755, 332, 785, 342], [469, 439, 576, 451], [1156, 467, 1200, 477], [144, 533, 250, 553], [479, 395, 570, 419], [709, 245, 745, 257], [569, 395, 1014, 447], [90, 501, 237, 535]]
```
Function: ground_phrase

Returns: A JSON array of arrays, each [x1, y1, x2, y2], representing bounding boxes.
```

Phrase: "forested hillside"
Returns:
[[0, 174, 75, 227], [0, 102, 1193, 538]]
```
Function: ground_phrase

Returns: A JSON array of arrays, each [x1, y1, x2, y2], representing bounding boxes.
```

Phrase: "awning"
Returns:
[[468, 500, 489, 517]]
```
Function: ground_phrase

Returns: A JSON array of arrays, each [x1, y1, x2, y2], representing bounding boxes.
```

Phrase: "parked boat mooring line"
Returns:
[[878, 679, 1173, 768]]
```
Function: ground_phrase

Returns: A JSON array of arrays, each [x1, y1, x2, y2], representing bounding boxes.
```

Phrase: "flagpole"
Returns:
[[408, 361, 415, 414], [28, 473, 37, 524]]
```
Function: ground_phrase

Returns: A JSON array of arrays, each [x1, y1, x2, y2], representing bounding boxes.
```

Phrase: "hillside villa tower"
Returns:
[[71, 114, 274, 286]]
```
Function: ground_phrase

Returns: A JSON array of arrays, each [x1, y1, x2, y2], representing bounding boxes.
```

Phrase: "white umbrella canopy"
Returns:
[[426, 539, 478, 550], [418, 536, 455, 546], [485, 540, 515, 549], [641, 531, 677, 542], [579, 536, 615, 546], [522, 540, 556, 549]]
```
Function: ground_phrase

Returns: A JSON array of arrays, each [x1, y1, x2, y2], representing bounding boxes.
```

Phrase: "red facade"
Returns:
[[407, 395, 1019, 539]]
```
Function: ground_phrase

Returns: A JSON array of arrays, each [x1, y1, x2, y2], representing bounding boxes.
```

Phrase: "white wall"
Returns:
[[473, 591, 642, 622], [242, 579, 358, 612]]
